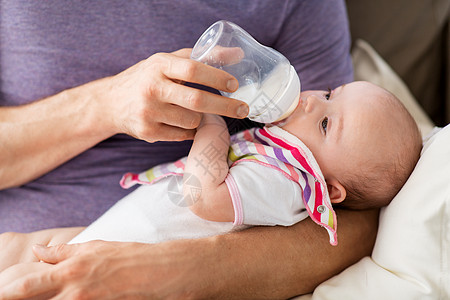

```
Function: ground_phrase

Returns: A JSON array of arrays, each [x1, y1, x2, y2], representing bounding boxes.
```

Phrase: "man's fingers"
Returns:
[[143, 52, 248, 119], [153, 52, 239, 94], [147, 123, 196, 142], [164, 83, 248, 119], [171, 48, 192, 58], [32, 244, 76, 264], [159, 104, 203, 129]]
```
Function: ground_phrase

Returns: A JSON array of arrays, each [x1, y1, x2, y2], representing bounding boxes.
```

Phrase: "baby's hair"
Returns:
[[337, 88, 423, 210]]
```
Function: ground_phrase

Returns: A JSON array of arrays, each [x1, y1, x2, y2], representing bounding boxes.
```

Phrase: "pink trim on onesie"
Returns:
[[225, 173, 244, 226]]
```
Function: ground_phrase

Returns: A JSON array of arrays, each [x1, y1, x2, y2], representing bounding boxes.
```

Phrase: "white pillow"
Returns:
[[296, 40, 449, 300]]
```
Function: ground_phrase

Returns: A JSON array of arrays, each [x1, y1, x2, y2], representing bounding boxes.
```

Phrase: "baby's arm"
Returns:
[[183, 114, 234, 222]]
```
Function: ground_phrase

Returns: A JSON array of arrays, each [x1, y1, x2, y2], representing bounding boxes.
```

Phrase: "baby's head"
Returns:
[[280, 81, 422, 209]]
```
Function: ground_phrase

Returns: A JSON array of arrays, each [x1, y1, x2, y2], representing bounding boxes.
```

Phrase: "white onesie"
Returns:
[[70, 126, 338, 245]]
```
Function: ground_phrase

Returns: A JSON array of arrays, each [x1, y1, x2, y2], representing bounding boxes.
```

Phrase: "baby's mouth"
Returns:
[[270, 96, 303, 127], [271, 119, 287, 126], [271, 114, 292, 127]]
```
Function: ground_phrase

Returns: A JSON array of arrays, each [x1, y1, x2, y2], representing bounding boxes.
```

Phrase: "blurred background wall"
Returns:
[[346, 0, 449, 126]]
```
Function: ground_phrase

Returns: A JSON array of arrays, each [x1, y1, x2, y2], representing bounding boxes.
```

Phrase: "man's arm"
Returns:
[[211, 208, 379, 298], [184, 114, 234, 222], [0, 49, 247, 190], [0, 208, 378, 299]]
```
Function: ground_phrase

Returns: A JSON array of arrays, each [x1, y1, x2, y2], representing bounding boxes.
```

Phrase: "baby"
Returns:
[[0, 81, 422, 285]]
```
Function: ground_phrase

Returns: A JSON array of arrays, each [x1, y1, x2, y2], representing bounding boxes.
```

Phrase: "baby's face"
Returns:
[[279, 81, 393, 184]]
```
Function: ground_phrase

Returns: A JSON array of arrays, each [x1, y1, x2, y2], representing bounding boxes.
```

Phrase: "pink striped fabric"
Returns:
[[229, 126, 337, 245]]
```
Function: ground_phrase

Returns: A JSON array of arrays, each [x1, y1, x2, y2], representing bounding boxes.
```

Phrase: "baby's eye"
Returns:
[[321, 117, 328, 133], [324, 88, 332, 100]]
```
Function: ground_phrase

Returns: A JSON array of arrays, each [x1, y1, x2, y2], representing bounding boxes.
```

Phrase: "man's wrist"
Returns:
[[64, 77, 118, 141]]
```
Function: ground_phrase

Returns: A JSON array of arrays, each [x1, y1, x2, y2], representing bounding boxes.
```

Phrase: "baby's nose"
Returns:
[[304, 94, 322, 113]]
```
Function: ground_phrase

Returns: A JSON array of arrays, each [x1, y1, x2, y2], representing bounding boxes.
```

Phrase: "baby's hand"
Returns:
[[198, 113, 227, 129]]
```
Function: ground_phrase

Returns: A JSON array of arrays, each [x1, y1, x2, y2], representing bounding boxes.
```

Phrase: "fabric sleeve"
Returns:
[[273, 0, 354, 90], [225, 161, 309, 226]]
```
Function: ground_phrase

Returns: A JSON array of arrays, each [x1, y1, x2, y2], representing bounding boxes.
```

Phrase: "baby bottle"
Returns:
[[191, 20, 300, 123]]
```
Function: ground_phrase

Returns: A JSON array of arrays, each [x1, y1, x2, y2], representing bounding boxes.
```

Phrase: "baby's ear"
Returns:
[[326, 178, 346, 204]]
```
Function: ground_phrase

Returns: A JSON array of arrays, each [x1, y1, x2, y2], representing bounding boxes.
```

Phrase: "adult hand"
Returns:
[[102, 48, 248, 143], [0, 48, 247, 189], [0, 239, 219, 300]]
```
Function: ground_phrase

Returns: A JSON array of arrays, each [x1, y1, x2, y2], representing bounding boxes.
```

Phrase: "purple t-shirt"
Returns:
[[0, 0, 353, 232]]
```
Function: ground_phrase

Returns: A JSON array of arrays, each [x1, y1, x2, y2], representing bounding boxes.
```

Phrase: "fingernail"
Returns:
[[237, 104, 249, 118], [227, 79, 238, 92]]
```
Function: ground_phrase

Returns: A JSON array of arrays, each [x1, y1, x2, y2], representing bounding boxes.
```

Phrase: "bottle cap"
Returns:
[[272, 65, 301, 122], [252, 65, 300, 123]]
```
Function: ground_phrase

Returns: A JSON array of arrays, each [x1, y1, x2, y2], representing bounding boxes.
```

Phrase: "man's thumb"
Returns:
[[32, 243, 75, 263]]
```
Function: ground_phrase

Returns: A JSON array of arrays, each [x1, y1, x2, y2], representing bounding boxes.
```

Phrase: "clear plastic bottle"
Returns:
[[191, 20, 300, 123]]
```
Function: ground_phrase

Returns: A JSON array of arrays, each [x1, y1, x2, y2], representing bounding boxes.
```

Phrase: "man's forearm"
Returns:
[[195, 208, 379, 299], [0, 209, 378, 299], [0, 77, 115, 189]]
